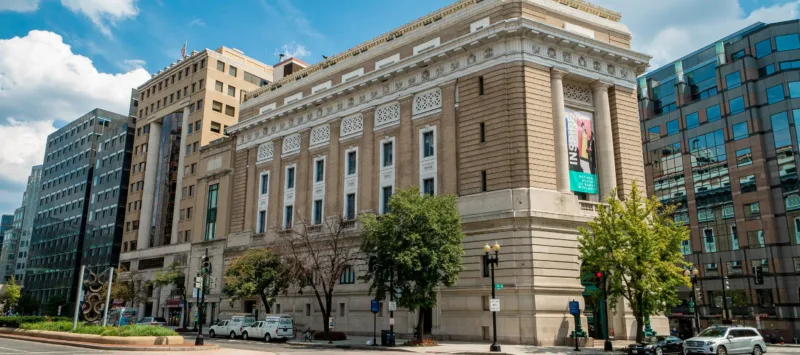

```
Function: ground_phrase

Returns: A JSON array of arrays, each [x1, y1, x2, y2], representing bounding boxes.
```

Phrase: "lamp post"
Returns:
[[484, 242, 501, 352], [684, 267, 700, 336]]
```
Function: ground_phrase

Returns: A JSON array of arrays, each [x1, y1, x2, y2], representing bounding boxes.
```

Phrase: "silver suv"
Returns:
[[685, 326, 767, 355]]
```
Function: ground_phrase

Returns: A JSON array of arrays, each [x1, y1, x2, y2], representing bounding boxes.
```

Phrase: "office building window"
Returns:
[[481, 171, 487, 192], [286, 167, 295, 189], [731, 50, 745, 61], [725, 72, 741, 89], [772, 112, 791, 150], [212, 101, 222, 112], [732, 122, 749, 140], [315, 159, 325, 183], [706, 105, 721, 122], [215, 81, 223, 92], [759, 64, 775, 77], [729, 96, 745, 115], [736, 148, 752, 167], [260, 173, 269, 195], [204, 184, 218, 241], [755, 39, 772, 58], [789, 82, 800, 98], [748, 231, 765, 249], [347, 151, 357, 175], [345, 193, 356, 220], [479, 76, 484, 95], [776, 34, 800, 51], [666, 119, 679, 135], [780, 60, 800, 70], [216, 60, 225, 72], [228, 85, 236, 97], [381, 186, 392, 214], [257, 210, 266, 234], [647, 126, 660, 141], [767, 84, 784, 104], [744, 202, 760, 220], [423, 131, 435, 157], [740, 175, 756, 193], [225, 105, 235, 117], [685, 112, 699, 129], [423, 178, 435, 196], [285, 205, 293, 229], [313, 200, 323, 225], [480, 122, 486, 142], [229, 66, 238, 77], [210, 121, 222, 133], [339, 265, 355, 284], [382, 141, 393, 167]]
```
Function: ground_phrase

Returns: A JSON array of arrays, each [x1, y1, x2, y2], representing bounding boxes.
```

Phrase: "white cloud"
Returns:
[[0, 0, 40, 12], [275, 42, 311, 59], [592, 0, 800, 69], [188, 18, 205, 27], [0, 30, 149, 213], [121, 59, 146, 71], [60, 0, 139, 37]]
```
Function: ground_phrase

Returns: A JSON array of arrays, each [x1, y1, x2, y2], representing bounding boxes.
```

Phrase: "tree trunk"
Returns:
[[635, 312, 644, 343], [417, 310, 425, 341], [323, 296, 333, 341], [260, 293, 271, 315]]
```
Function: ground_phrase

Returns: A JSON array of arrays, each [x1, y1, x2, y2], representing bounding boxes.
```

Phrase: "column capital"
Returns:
[[590, 80, 613, 91], [440, 80, 458, 93], [550, 68, 568, 80], [399, 94, 415, 105], [360, 106, 377, 117]]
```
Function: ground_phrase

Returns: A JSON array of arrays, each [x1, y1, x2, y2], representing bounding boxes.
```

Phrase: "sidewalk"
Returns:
[[286, 335, 631, 355]]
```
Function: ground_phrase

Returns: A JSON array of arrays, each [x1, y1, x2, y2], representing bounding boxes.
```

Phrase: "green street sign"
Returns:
[[495, 284, 503, 290], [689, 301, 695, 307]]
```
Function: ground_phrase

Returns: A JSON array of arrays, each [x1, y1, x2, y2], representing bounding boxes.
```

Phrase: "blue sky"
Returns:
[[1, 0, 800, 217]]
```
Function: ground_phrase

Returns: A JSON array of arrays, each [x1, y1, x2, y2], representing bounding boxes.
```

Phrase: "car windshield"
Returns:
[[698, 328, 727, 337], [153, 317, 167, 322], [643, 336, 667, 344]]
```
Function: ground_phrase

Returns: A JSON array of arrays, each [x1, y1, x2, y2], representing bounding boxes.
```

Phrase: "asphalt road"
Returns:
[[0, 337, 103, 355]]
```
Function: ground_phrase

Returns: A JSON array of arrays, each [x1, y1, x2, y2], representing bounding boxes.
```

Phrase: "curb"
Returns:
[[286, 341, 414, 352], [0, 333, 219, 351]]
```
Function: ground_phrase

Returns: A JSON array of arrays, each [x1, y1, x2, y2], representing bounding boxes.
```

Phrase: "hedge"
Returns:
[[314, 331, 347, 341], [21, 321, 178, 337], [0, 316, 70, 328]]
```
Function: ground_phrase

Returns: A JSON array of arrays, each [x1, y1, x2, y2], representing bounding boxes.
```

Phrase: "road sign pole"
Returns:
[[102, 267, 114, 327], [72, 265, 85, 331]]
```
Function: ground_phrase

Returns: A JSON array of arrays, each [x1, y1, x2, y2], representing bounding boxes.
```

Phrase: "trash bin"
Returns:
[[381, 330, 388, 346], [388, 331, 396, 346], [380, 330, 396, 346]]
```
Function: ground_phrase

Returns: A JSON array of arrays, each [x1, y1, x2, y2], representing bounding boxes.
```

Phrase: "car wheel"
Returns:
[[209, 330, 216, 338], [265, 333, 272, 342], [656, 347, 663, 355], [230, 331, 236, 339], [242, 332, 249, 340], [753, 345, 762, 355], [717, 346, 727, 355]]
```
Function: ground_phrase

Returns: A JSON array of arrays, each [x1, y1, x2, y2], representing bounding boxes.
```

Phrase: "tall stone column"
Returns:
[[268, 138, 283, 229], [550, 69, 571, 194], [296, 130, 311, 220], [592, 81, 617, 199], [397, 95, 415, 188], [360, 110, 375, 212], [439, 81, 458, 196], [171, 107, 190, 244], [325, 120, 341, 217], [138, 120, 162, 249]]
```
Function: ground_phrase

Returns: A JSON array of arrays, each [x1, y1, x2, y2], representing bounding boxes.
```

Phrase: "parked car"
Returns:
[[242, 315, 294, 342], [629, 336, 685, 355], [684, 326, 767, 355], [137, 317, 167, 326], [208, 315, 256, 338]]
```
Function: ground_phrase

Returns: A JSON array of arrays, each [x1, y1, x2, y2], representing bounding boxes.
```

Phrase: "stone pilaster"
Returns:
[[397, 95, 415, 189], [295, 130, 311, 220], [440, 81, 458, 196], [325, 120, 342, 217], [360, 109, 375, 212], [591, 81, 617, 199], [268, 138, 283, 228], [550, 69, 571, 194]]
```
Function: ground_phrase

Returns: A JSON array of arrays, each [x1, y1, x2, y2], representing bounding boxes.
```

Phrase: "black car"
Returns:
[[629, 336, 685, 355]]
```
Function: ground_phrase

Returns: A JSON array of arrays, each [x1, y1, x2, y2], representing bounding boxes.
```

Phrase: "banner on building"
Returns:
[[565, 108, 598, 194]]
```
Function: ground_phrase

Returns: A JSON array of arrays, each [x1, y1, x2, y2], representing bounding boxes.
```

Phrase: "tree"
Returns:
[[17, 294, 39, 315], [43, 294, 68, 316], [276, 215, 364, 342], [223, 248, 290, 314], [1, 276, 21, 311], [578, 183, 690, 342], [360, 187, 465, 341], [151, 263, 187, 327], [103, 267, 150, 308]]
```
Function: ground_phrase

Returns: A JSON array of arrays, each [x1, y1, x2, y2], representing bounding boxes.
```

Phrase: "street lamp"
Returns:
[[683, 267, 700, 336], [484, 242, 501, 352]]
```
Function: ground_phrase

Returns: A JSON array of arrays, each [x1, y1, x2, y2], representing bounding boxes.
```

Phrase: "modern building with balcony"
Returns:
[[638, 21, 800, 339]]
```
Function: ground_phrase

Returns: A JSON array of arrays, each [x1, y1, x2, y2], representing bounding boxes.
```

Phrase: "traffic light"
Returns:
[[753, 266, 764, 285], [724, 276, 730, 290], [201, 255, 211, 275]]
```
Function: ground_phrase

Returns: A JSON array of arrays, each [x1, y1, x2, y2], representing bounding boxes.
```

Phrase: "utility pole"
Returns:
[[196, 248, 210, 346], [719, 257, 731, 324]]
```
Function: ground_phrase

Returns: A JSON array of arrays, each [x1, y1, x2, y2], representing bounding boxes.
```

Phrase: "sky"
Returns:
[[1, 0, 799, 216]]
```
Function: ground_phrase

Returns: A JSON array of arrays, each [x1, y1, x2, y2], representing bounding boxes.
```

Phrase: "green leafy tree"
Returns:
[[17, 294, 39, 315], [361, 187, 465, 341], [1, 276, 21, 311], [43, 294, 68, 316], [578, 183, 690, 342], [151, 263, 187, 326], [102, 267, 150, 308], [223, 248, 290, 314]]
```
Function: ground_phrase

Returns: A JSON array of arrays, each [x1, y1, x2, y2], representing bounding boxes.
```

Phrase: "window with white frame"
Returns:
[[703, 228, 716, 253], [260, 172, 269, 195], [315, 159, 325, 183], [423, 178, 435, 196], [285, 205, 293, 229], [381, 186, 392, 214], [258, 210, 267, 233], [347, 151, 357, 176], [286, 166, 295, 189], [422, 131, 435, 158], [313, 200, 323, 225], [345, 193, 356, 220], [382, 141, 393, 167], [419, 126, 437, 196]]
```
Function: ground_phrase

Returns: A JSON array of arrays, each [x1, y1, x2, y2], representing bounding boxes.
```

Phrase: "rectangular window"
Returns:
[[481, 170, 487, 192], [725, 72, 741, 89], [729, 96, 745, 115], [740, 175, 756, 193], [284, 205, 293, 229], [260, 173, 269, 195], [647, 126, 660, 140], [755, 39, 772, 58], [215, 81, 223, 92], [423, 178, 435, 196], [479, 122, 486, 142], [339, 266, 355, 284], [685, 112, 699, 129], [382, 141, 393, 167], [423, 131, 435, 157], [703, 228, 716, 253], [744, 202, 760, 220], [258, 210, 266, 234], [479, 76, 484, 96], [346, 193, 356, 220], [732, 122, 749, 140], [225, 105, 235, 117], [315, 160, 325, 183], [736, 148, 752, 167], [666, 119, 679, 135], [482, 255, 490, 277], [313, 200, 323, 225], [286, 167, 295, 189], [212, 101, 222, 112], [731, 50, 745, 61], [216, 60, 225, 72], [228, 85, 236, 97], [229, 65, 238, 77], [771, 112, 791, 150], [789, 82, 800, 98], [347, 151, 357, 175], [210, 121, 221, 133], [767, 84, 784, 104], [780, 60, 800, 70], [748, 231, 765, 249], [776, 34, 800, 51], [382, 186, 392, 214], [204, 184, 218, 241], [759, 64, 775, 77]]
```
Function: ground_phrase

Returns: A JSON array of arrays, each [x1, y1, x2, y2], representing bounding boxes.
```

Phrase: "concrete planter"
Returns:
[[0, 328, 184, 345]]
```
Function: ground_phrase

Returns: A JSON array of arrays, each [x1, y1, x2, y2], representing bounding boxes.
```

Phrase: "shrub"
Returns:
[[18, 322, 178, 337], [404, 338, 438, 346], [20, 321, 73, 332], [118, 325, 177, 337], [313, 331, 347, 341], [0, 316, 70, 328]]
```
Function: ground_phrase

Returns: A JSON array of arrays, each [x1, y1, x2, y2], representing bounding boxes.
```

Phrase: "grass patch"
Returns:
[[20, 321, 178, 337]]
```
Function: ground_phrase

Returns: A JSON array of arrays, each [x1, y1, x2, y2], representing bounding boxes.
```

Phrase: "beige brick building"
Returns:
[[119, 47, 272, 323], [189, 0, 654, 345]]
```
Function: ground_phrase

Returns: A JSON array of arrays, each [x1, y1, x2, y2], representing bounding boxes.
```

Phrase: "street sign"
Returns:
[[371, 299, 380, 314], [388, 301, 397, 311], [490, 298, 500, 312], [389, 318, 395, 325], [194, 276, 203, 288], [755, 315, 761, 329], [329, 317, 335, 329], [569, 300, 580, 316], [495, 284, 504, 290], [57, 306, 62, 316]]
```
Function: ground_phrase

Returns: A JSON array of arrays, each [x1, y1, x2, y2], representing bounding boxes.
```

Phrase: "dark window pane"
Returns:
[[707, 105, 721, 122], [767, 84, 784, 104], [667, 119, 680, 135], [731, 50, 745, 60], [725, 72, 741, 89], [732, 122, 749, 140], [755, 39, 772, 58], [729, 96, 745, 115], [776, 34, 800, 51], [789, 82, 800, 98], [685, 112, 699, 129], [647, 126, 660, 141]]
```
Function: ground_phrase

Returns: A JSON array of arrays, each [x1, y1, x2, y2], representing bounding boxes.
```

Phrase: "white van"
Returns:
[[242, 315, 294, 342], [209, 315, 256, 338]]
